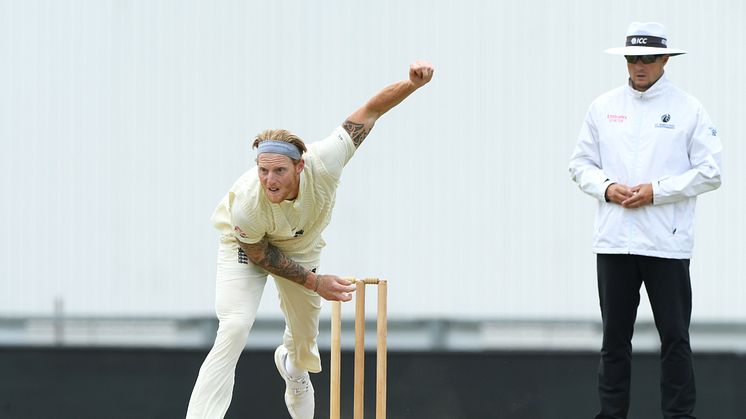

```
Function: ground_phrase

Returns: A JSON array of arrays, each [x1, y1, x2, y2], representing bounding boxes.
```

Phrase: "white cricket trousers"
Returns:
[[186, 236, 322, 419]]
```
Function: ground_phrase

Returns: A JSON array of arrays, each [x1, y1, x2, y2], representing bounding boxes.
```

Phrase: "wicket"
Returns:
[[330, 278, 388, 419]]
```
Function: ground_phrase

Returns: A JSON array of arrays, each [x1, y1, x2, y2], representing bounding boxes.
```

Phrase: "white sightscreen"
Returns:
[[1, 0, 744, 322]]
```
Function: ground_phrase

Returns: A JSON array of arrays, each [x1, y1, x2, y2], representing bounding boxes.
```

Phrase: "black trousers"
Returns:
[[595, 254, 696, 419]]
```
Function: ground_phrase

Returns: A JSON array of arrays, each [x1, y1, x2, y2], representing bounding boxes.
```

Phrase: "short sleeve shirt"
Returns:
[[210, 126, 356, 257]]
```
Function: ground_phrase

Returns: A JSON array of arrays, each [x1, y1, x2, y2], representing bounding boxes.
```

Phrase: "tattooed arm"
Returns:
[[239, 238, 356, 301], [343, 60, 434, 148]]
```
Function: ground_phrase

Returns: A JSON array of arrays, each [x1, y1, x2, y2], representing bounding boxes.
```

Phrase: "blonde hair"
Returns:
[[252, 129, 307, 159]]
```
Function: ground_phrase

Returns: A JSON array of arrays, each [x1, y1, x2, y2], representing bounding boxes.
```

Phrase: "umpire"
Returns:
[[568, 22, 723, 419]]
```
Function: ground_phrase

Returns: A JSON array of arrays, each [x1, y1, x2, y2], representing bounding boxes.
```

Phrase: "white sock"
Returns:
[[285, 355, 307, 378]]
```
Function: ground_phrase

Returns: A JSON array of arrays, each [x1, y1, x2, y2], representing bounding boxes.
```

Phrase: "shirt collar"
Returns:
[[626, 73, 670, 99]]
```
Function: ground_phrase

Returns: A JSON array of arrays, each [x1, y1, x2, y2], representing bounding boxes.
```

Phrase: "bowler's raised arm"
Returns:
[[343, 60, 434, 148]]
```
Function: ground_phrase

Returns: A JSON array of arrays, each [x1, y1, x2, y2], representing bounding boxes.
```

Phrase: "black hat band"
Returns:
[[625, 35, 667, 48]]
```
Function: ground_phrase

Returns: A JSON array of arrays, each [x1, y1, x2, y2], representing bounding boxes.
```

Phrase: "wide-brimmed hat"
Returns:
[[604, 22, 687, 56]]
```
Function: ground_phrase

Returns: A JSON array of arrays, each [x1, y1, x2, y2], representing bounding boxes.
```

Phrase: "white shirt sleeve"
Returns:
[[229, 193, 267, 244], [653, 106, 723, 205], [308, 126, 356, 180], [569, 107, 614, 202]]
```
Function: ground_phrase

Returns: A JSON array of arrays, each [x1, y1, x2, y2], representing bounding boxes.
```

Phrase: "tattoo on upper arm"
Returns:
[[343, 120, 370, 148], [242, 239, 308, 285]]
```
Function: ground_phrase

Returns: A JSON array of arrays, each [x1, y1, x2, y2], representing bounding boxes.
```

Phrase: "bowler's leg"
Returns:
[[186, 243, 267, 419], [275, 273, 323, 373], [642, 256, 696, 419], [273, 270, 322, 419], [596, 254, 643, 419]]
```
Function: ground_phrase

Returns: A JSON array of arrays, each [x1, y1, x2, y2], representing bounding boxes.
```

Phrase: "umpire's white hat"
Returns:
[[604, 22, 687, 56]]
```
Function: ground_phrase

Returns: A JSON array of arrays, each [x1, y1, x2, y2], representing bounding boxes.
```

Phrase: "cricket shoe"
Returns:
[[274, 345, 314, 419]]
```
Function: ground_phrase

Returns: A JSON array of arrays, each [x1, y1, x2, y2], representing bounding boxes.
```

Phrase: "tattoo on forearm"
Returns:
[[343, 120, 370, 148], [249, 241, 308, 285]]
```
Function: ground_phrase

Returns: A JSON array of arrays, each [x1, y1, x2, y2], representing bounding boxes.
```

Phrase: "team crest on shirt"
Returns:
[[655, 113, 675, 129], [709, 126, 718, 136], [234, 226, 248, 239]]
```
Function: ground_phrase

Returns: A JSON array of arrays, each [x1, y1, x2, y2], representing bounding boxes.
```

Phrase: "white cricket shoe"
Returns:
[[274, 345, 314, 419]]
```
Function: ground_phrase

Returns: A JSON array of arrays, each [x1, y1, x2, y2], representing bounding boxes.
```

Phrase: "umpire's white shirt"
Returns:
[[569, 74, 722, 259]]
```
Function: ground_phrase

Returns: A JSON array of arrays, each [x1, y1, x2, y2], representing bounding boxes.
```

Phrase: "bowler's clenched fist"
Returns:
[[409, 60, 434, 87]]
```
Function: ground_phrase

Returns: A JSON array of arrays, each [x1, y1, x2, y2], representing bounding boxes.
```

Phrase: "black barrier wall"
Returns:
[[0, 347, 744, 419]]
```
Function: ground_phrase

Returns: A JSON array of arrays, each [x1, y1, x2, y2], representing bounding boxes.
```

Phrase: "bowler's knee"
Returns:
[[217, 318, 254, 341]]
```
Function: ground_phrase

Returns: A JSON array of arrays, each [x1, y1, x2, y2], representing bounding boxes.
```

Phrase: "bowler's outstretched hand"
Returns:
[[315, 274, 356, 302]]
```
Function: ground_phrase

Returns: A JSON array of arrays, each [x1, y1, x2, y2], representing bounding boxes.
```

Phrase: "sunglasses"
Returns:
[[625, 55, 661, 64]]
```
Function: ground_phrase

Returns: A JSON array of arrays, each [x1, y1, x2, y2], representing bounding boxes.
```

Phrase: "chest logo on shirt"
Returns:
[[709, 127, 718, 136], [607, 114, 627, 123], [655, 113, 675, 129], [293, 229, 304, 237]]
